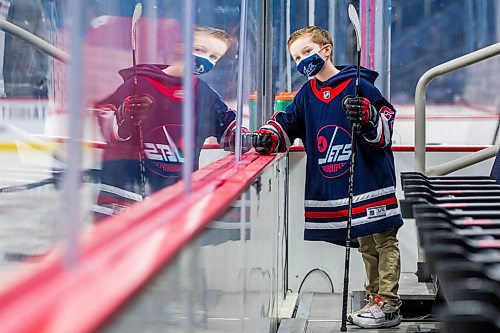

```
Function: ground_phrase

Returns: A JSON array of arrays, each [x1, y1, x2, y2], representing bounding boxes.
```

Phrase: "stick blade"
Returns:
[[131, 3, 143, 49], [348, 4, 361, 52], [132, 3, 143, 26]]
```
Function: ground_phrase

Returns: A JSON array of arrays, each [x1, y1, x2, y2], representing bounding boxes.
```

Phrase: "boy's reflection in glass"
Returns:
[[94, 26, 245, 221]]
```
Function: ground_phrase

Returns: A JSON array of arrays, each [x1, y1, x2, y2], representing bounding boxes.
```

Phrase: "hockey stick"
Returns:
[[341, 4, 362, 332], [0, 169, 101, 193], [0, 177, 55, 193], [131, 3, 146, 198]]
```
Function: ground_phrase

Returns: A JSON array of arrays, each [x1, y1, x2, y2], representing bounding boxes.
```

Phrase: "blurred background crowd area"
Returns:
[[0, 0, 498, 106]]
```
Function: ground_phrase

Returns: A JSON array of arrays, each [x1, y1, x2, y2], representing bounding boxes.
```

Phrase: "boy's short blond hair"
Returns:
[[287, 26, 333, 50], [195, 26, 232, 49]]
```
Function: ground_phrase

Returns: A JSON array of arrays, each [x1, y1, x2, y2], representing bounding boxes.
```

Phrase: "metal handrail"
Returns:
[[414, 42, 500, 173], [0, 18, 69, 63], [426, 144, 500, 176]]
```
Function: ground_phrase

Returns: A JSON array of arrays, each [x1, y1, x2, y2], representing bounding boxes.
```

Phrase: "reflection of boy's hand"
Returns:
[[241, 131, 254, 153], [226, 128, 253, 153], [116, 94, 154, 126], [252, 128, 279, 155]]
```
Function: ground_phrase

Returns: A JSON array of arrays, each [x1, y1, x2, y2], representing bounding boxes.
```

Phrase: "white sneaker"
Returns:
[[350, 298, 402, 329], [347, 296, 376, 323]]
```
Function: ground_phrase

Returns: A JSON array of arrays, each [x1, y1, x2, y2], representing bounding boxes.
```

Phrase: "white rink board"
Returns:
[[393, 104, 499, 145], [286, 149, 495, 293]]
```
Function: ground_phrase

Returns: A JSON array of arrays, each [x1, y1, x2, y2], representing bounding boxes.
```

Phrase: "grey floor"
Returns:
[[282, 272, 440, 333], [306, 321, 439, 333], [298, 293, 439, 333]]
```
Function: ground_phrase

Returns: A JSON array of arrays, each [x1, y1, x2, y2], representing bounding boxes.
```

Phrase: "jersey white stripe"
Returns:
[[305, 207, 401, 229], [380, 115, 391, 148], [92, 204, 127, 216], [304, 186, 396, 208], [99, 183, 143, 201]]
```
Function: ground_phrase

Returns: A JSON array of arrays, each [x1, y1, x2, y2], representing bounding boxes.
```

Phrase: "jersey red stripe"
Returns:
[[304, 196, 398, 219]]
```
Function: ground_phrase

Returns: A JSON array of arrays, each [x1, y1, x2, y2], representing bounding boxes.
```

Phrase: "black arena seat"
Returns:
[[439, 300, 500, 333], [400, 150, 500, 332]]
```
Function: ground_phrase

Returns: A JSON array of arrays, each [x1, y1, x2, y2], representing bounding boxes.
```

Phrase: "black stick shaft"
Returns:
[[136, 121, 146, 198], [133, 51, 138, 86], [355, 50, 361, 97], [340, 124, 358, 332], [132, 45, 146, 198], [341, 39, 362, 333]]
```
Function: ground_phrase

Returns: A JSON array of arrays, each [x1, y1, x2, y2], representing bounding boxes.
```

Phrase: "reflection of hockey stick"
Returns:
[[0, 177, 55, 193], [341, 4, 362, 332], [4, 251, 49, 262], [0, 169, 101, 193], [131, 3, 146, 198]]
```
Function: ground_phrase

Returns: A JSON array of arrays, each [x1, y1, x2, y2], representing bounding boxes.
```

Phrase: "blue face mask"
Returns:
[[296, 47, 327, 77], [193, 55, 215, 75]]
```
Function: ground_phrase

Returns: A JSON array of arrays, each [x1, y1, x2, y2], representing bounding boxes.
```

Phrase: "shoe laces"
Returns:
[[370, 295, 401, 313], [357, 295, 380, 313], [368, 295, 385, 308]]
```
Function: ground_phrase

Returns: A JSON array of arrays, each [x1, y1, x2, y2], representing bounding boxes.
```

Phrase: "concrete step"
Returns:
[[352, 272, 437, 320]]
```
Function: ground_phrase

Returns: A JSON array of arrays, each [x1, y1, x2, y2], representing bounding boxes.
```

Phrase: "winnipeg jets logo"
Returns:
[[194, 64, 204, 75], [317, 125, 352, 178], [144, 125, 184, 178], [304, 64, 316, 76], [323, 90, 331, 100]]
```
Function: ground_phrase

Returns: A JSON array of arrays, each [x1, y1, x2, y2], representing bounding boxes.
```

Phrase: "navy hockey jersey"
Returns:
[[263, 66, 403, 244]]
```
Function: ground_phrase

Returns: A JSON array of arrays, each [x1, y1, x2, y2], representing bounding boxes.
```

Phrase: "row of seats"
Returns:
[[400, 151, 500, 333]]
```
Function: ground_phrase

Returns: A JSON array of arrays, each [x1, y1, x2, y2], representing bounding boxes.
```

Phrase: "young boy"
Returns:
[[94, 26, 247, 220], [253, 26, 403, 329]]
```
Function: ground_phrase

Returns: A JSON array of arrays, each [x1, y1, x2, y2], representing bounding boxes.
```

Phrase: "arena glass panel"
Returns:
[[0, 0, 71, 285], [97, 152, 289, 333], [99, 190, 253, 333], [390, 0, 500, 146], [0, 0, 250, 286]]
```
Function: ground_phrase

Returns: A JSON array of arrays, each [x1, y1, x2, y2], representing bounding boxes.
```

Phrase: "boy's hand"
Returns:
[[252, 128, 279, 155], [343, 96, 379, 130], [116, 94, 154, 126]]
